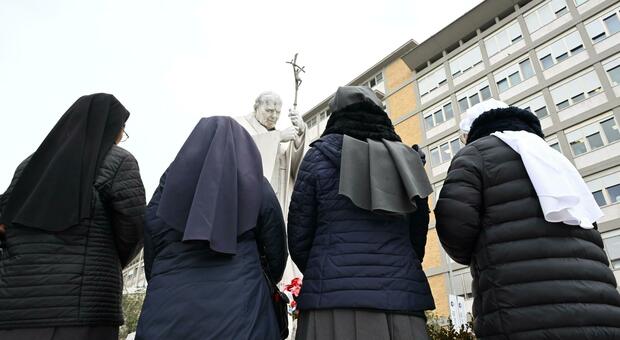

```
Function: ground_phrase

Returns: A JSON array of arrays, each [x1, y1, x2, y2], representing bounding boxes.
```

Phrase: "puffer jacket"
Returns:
[[287, 133, 434, 314], [435, 107, 620, 339], [0, 145, 146, 329]]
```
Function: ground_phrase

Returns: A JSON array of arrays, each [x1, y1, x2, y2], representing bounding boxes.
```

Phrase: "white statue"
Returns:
[[236, 91, 305, 212], [236, 91, 305, 339]]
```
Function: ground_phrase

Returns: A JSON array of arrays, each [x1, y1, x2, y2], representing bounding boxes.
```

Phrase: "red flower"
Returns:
[[285, 277, 303, 297]]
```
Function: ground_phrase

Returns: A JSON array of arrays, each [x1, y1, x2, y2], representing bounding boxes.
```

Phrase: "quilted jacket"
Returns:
[[0, 145, 146, 329], [287, 134, 434, 314], [435, 107, 620, 339]]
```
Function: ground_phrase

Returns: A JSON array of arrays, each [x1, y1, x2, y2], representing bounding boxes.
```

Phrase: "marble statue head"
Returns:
[[253, 91, 283, 130]]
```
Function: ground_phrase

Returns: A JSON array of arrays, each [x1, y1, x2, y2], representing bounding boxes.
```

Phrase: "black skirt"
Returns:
[[296, 309, 429, 340], [0, 326, 118, 340]]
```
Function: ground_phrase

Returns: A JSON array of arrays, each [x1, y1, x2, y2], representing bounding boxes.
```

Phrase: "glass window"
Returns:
[[480, 86, 492, 100], [425, 115, 434, 129], [571, 93, 585, 104], [497, 78, 509, 92], [608, 184, 620, 203], [430, 137, 463, 166], [431, 148, 441, 166], [592, 190, 606, 206], [567, 115, 620, 156], [551, 70, 602, 110], [434, 109, 445, 125], [450, 46, 483, 78], [603, 236, 620, 269], [608, 65, 620, 86], [570, 140, 587, 155], [520, 59, 535, 79], [535, 106, 549, 118], [525, 0, 568, 33], [419, 67, 448, 98], [575, 0, 588, 6], [601, 118, 620, 143], [587, 132, 604, 149], [459, 98, 469, 113], [469, 94, 480, 106], [557, 99, 570, 110], [587, 7, 620, 43], [550, 142, 561, 152], [540, 54, 554, 69], [509, 72, 522, 86], [439, 143, 451, 161], [450, 139, 462, 154], [485, 21, 523, 57], [444, 103, 454, 120], [604, 14, 620, 35]]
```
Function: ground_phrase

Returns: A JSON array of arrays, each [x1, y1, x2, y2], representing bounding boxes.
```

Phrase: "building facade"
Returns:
[[303, 0, 620, 319]]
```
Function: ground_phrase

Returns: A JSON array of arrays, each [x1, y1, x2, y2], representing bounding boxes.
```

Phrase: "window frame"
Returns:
[[550, 69, 603, 111], [536, 29, 585, 70], [565, 113, 620, 157], [494, 57, 536, 93], [423, 100, 455, 130], [585, 6, 620, 44]]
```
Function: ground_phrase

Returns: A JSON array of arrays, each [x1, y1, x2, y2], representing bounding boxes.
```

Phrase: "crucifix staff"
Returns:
[[286, 53, 305, 111]]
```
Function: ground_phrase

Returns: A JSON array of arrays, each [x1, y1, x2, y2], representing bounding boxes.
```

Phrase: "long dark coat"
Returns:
[[435, 107, 620, 339], [136, 176, 287, 340]]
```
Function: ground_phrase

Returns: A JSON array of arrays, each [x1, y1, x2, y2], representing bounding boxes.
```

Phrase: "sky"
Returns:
[[0, 0, 483, 195]]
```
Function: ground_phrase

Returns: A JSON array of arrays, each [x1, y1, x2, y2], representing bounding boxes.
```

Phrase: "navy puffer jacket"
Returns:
[[287, 134, 434, 313]]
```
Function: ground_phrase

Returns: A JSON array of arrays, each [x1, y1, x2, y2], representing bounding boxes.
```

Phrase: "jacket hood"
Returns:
[[467, 106, 544, 144]]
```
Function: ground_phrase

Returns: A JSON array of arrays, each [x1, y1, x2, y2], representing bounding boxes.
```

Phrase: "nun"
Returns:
[[0, 94, 146, 340], [136, 116, 288, 340], [435, 99, 620, 339]]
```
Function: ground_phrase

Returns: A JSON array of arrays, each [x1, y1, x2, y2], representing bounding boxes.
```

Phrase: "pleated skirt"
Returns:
[[296, 309, 429, 340]]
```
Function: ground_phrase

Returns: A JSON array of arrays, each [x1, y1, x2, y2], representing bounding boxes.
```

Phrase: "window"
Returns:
[[574, 0, 588, 5], [525, 0, 569, 33], [364, 72, 384, 91], [588, 171, 620, 207], [451, 271, 473, 299], [450, 46, 483, 78], [424, 101, 455, 129], [456, 80, 493, 113], [307, 116, 317, 128], [537, 30, 584, 70], [516, 94, 549, 119], [319, 110, 328, 122], [494, 58, 536, 93], [419, 67, 448, 99], [566, 114, 620, 156], [485, 21, 523, 57], [550, 70, 602, 111], [586, 7, 620, 43], [603, 54, 620, 87], [604, 236, 620, 269], [430, 137, 463, 166], [549, 141, 562, 152]]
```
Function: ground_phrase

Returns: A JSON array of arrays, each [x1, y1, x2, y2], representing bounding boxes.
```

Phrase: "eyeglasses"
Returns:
[[121, 129, 129, 143]]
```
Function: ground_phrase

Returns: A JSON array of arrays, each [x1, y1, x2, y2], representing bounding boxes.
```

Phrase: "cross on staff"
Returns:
[[286, 53, 305, 111]]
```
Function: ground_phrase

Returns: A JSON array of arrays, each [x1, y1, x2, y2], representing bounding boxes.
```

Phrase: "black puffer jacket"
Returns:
[[436, 107, 620, 339], [0, 146, 146, 329]]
